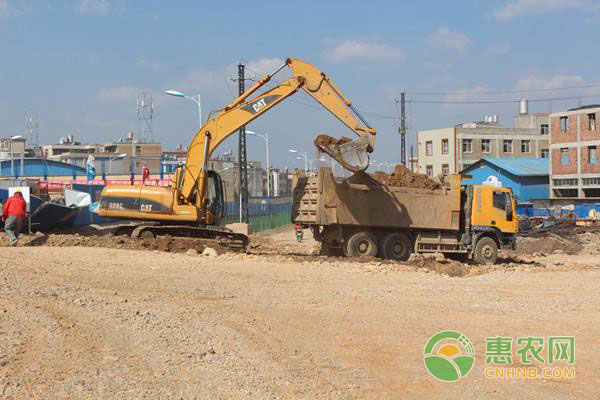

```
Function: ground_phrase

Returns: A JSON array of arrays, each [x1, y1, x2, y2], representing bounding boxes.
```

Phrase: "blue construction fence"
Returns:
[[517, 203, 600, 219], [77, 183, 293, 232], [222, 196, 293, 233]]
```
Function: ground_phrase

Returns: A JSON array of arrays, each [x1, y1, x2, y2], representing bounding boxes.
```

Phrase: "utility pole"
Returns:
[[237, 63, 249, 223], [399, 91, 406, 166]]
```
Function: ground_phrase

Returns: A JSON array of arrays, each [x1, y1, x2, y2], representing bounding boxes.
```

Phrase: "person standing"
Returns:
[[142, 163, 150, 184], [2, 191, 26, 246]]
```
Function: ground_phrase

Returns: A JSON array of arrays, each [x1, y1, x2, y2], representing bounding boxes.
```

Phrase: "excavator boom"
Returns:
[[181, 58, 376, 204]]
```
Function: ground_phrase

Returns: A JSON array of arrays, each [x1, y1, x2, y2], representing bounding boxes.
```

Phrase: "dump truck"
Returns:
[[292, 168, 518, 264]]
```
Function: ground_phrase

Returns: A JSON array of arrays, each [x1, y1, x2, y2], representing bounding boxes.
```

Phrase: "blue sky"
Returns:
[[1, 0, 600, 169]]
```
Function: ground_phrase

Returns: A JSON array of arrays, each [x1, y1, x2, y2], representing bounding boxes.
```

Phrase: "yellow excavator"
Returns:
[[98, 58, 376, 249]]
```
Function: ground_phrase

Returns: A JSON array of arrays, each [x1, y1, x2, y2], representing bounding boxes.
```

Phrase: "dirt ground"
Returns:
[[1, 228, 599, 398]]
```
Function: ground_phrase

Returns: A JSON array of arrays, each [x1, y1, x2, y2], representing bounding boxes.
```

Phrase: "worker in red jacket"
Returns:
[[142, 163, 150, 184], [2, 191, 26, 246]]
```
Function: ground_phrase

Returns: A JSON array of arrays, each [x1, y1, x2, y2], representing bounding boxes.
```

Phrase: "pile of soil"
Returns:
[[314, 134, 352, 147], [0, 232, 227, 254], [371, 164, 441, 190]]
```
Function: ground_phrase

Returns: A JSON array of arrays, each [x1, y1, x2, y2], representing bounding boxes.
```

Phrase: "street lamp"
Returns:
[[165, 90, 203, 128], [289, 149, 307, 173], [10, 135, 23, 177], [246, 130, 270, 198], [109, 153, 128, 175]]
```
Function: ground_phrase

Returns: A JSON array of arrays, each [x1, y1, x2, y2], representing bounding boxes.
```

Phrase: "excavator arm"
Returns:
[[181, 58, 376, 206]]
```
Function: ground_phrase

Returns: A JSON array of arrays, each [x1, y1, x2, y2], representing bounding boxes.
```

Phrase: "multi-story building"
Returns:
[[43, 133, 162, 175], [417, 106, 550, 177], [0, 136, 26, 160], [549, 105, 600, 199]]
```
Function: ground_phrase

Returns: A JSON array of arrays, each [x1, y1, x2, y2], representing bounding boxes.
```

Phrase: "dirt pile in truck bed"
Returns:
[[371, 164, 441, 190]]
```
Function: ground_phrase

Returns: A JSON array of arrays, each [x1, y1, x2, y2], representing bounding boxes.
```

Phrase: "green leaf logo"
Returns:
[[423, 331, 475, 382]]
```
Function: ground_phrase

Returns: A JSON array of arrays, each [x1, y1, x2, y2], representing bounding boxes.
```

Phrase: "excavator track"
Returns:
[[113, 224, 249, 252]]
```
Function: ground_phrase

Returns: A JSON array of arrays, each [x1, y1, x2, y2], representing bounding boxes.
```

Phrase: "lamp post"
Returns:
[[289, 149, 307, 173], [165, 90, 203, 128], [10, 135, 24, 177], [246, 130, 270, 198], [109, 153, 128, 175]]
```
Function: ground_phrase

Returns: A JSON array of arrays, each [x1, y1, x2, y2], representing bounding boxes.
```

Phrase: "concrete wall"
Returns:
[[457, 126, 549, 172], [416, 127, 455, 176], [514, 113, 549, 130], [418, 122, 549, 178]]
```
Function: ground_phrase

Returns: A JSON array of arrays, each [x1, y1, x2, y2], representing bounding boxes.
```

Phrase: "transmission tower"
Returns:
[[25, 115, 39, 148], [137, 92, 154, 143]]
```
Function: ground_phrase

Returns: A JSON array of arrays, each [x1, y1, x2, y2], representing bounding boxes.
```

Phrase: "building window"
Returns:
[[560, 116, 568, 133], [521, 140, 530, 153], [553, 178, 578, 186], [503, 140, 513, 153], [426, 165, 433, 177], [583, 177, 600, 186], [560, 148, 569, 165], [541, 124, 549, 135], [541, 149, 549, 158], [442, 164, 449, 175], [135, 145, 142, 153], [426, 141, 433, 156], [481, 139, 491, 154], [589, 146, 597, 164], [462, 139, 472, 153], [441, 139, 448, 155], [588, 113, 596, 131]]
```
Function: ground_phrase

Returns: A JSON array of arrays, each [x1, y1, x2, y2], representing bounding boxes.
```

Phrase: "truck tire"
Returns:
[[474, 237, 498, 265], [381, 233, 412, 261], [345, 231, 378, 257]]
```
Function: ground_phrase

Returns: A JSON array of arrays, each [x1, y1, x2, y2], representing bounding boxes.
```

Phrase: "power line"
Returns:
[[407, 84, 600, 96], [406, 93, 600, 104]]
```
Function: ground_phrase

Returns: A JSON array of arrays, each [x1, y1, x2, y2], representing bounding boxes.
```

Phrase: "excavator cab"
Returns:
[[205, 170, 225, 224]]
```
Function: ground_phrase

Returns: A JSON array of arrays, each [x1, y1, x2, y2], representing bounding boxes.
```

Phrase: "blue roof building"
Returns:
[[461, 158, 549, 205]]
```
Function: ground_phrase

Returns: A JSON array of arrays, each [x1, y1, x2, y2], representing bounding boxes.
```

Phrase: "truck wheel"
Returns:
[[345, 231, 378, 257], [381, 233, 412, 261], [474, 237, 498, 265]]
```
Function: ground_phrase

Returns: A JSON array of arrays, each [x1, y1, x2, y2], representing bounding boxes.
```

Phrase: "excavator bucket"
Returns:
[[314, 134, 371, 173]]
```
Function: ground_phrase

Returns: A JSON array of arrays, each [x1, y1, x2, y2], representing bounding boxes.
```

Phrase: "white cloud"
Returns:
[[427, 27, 471, 51], [98, 86, 145, 102], [492, 0, 600, 21], [514, 74, 586, 90], [136, 57, 170, 72], [441, 86, 493, 113], [171, 58, 285, 97], [484, 43, 511, 56], [243, 58, 284, 77], [78, 0, 109, 16], [0, 0, 9, 18], [322, 40, 405, 63]]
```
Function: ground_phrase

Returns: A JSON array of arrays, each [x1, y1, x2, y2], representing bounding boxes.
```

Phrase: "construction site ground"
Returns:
[[1, 227, 599, 398]]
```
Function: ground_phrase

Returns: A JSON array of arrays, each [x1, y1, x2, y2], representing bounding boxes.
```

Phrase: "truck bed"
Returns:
[[292, 168, 462, 231]]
